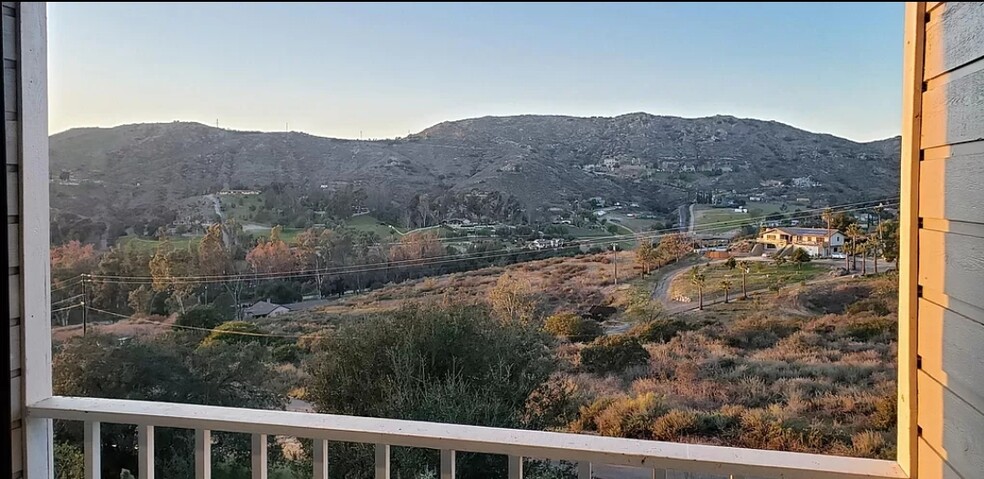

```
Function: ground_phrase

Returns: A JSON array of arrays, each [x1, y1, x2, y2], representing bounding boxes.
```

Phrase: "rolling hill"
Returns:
[[49, 113, 900, 232]]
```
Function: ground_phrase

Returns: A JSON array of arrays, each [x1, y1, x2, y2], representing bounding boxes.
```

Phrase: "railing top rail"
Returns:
[[30, 396, 906, 479]]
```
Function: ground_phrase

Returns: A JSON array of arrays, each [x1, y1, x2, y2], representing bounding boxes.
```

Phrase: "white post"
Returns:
[[20, 3, 53, 478], [440, 449, 455, 479], [508, 456, 523, 479], [374, 444, 390, 479], [138, 425, 154, 479], [652, 468, 667, 479], [84, 421, 100, 479], [251, 434, 267, 479], [313, 439, 329, 479], [578, 461, 591, 479], [195, 429, 211, 479]]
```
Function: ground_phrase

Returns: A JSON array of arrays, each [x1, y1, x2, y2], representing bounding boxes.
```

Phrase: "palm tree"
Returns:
[[846, 224, 864, 271], [870, 233, 881, 275], [737, 260, 750, 299], [721, 279, 733, 304], [821, 208, 834, 257], [861, 240, 868, 275], [690, 266, 706, 310]]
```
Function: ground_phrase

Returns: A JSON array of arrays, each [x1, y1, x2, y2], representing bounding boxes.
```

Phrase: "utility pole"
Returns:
[[80, 274, 88, 336], [611, 243, 618, 286]]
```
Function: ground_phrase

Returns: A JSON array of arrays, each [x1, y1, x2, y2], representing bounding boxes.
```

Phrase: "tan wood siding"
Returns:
[[919, 141, 984, 225], [917, 371, 984, 477], [917, 229, 984, 308], [916, 438, 961, 479], [913, 3, 984, 479], [921, 59, 984, 149], [917, 299, 984, 414], [924, 2, 984, 79]]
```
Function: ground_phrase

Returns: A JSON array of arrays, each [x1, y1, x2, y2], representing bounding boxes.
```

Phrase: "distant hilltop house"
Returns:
[[529, 238, 563, 250], [243, 298, 330, 319], [791, 176, 822, 188], [218, 189, 261, 196], [243, 300, 291, 318], [757, 227, 845, 258], [602, 158, 620, 170]]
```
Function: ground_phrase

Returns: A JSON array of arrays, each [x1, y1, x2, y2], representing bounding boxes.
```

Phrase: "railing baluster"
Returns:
[[730, 476, 745, 479], [138, 425, 154, 479], [313, 439, 329, 479], [195, 429, 212, 479], [578, 462, 591, 479], [652, 468, 666, 479], [375, 444, 390, 479], [440, 449, 455, 479], [507, 456, 523, 479], [83, 421, 100, 479], [251, 434, 267, 479]]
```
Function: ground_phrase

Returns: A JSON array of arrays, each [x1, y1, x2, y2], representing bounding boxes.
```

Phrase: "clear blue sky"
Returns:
[[48, 2, 903, 142]]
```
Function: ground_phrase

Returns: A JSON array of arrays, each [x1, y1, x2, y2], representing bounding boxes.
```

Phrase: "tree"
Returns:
[[176, 305, 226, 331], [721, 278, 733, 303], [202, 321, 264, 346], [197, 224, 231, 276], [635, 240, 658, 275], [789, 248, 811, 266], [724, 257, 737, 270], [246, 228, 296, 274], [487, 273, 541, 325], [149, 238, 197, 314], [544, 312, 602, 342], [877, 220, 900, 266], [869, 232, 883, 275], [306, 304, 555, 478], [623, 288, 664, 323], [846, 224, 864, 271], [580, 335, 649, 374], [737, 260, 750, 299], [53, 334, 285, 478], [690, 266, 706, 310], [293, 227, 335, 297], [821, 208, 834, 257], [655, 233, 692, 265]]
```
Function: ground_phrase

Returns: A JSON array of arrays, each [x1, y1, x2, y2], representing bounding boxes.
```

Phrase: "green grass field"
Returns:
[[693, 206, 750, 232], [670, 261, 829, 300], [118, 235, 202, 252], [344, 215, 400, 237], [219, 194, 264, 221]]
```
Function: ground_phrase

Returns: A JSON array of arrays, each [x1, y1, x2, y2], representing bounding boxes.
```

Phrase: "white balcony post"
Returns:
[[440, 449, 455, 479], [251, 434, 267, 479], [83, 421, 100, 479], [508, 456, 523, 479], [730, 475, 745, 479], [195, 429, 212, 479], [578, 462, 591, 479], [652, 468, 666, 479], [375, 444, 390, 479], [313, 439, 329, 479], [138, 425, 154, 479], [19, 3, 54, 478]]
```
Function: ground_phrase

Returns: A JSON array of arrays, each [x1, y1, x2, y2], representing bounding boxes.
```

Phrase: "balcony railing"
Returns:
[[29, 396, 906, 479]]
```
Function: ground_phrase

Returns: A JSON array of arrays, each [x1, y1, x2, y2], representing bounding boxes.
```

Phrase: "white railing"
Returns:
[[28, 396, 907, 479]]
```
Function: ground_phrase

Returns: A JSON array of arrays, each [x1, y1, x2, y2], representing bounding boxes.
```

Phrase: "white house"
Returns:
[[758, 227, 846, 257]]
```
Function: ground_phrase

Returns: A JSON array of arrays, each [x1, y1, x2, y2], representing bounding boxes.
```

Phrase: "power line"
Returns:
[[84, 199, 897, 285], [83, 306, 325, 340]]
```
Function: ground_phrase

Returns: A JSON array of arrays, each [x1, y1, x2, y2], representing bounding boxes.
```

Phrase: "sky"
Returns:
[[48, 2, 904, 142]]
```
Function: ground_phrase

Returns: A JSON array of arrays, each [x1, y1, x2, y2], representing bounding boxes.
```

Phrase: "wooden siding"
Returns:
[[1, 2, 18, 478], [911, 2, 984, 478]]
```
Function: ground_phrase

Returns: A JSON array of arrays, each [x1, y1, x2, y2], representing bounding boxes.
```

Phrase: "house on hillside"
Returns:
[[244, 300, 291, 318], [757, 227, 845, 257]]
